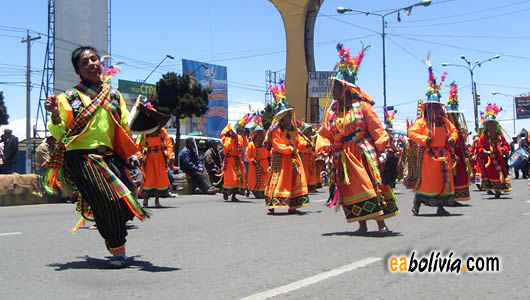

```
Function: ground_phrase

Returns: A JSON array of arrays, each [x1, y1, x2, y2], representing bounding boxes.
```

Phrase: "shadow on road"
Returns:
[[413, 213, 465, 217], [47, 255, 180, 272], [321, 231, 402, 238]]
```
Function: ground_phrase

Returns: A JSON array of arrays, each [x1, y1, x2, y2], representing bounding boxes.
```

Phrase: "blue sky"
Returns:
[[1, 0, 529, 139]]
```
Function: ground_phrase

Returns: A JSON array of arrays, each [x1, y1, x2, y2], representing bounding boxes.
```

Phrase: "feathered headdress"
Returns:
[[335, 42, 371, 84], [234, 113, 252, 133], [384, 108, 397, 129], [483, 103, 502, 122], [423, 51, 447, 103], [270, 81, 291, 114], [100, 56, 124, 84], [446, 81, 460, 112], [246, 113, 265, 139]]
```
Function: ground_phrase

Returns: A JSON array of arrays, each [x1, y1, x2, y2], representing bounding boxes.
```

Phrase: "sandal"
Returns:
[[108, 255, 128, 268]]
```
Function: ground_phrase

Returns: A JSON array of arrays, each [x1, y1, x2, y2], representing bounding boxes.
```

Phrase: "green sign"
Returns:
[[118, 79, 156, 95]]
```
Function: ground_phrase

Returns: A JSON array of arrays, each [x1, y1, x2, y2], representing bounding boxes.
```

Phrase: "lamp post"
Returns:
[[441, 54, 500, 133], [337, 0, 431, 121], [491, 91, 519, 135], [144, 54, 174, 83]]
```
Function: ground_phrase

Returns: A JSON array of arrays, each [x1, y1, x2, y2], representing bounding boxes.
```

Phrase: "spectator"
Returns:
[[179, 137, 218, 194], [35, 134, 57, 171], [510, 136, 520, 179], [204, 139, 223, 189], [519, 130, 529, 179], [0, 129, 19, 174]]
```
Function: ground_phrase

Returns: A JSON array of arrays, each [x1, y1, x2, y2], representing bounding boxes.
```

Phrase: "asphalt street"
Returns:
[[0, 178, 529, 299]]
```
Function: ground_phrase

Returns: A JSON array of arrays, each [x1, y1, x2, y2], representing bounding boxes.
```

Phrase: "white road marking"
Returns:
[[522, 212, 530, 216], [240, 257, 381, 300], [312, 199, 328, 203], [0, 232, 22, 237]]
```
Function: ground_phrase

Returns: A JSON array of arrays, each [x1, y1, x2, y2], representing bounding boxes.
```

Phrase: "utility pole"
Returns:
[[22, 30, 41, 174]]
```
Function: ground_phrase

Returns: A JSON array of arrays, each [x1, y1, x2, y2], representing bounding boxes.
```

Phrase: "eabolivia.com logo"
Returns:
[[388, 251, 501, 274]]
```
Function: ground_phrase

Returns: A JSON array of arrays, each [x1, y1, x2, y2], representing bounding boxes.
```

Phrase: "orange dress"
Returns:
[[245, 141, 271, 195], [136, 128, 173, 197], [408, 117, 458, 206], [221, 127, 246, 193], [264, 126, 309, 209], [317, 100, 399, 223], [299, 139, 320, 190]]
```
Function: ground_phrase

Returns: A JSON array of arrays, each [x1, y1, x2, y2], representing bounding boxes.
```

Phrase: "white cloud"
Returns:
[[228, 100, 265, 122], [0, 118, 47, 141]]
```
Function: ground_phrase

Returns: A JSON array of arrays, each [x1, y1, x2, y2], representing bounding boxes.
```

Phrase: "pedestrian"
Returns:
[[264, 82, 310, 214], [136, 114, 174, 208], [445, 82, 471, 204], [179, 137, 218, 194], [34, 134, 56, 171], [220, 115, 249, 202], [509, 136, 520, 179], [316, 43, 398, 233], [478, 104, 512, 198], [408, 58, 458, 216], [42, 45, 148, 267], [0, 129, 18, 174], [518, 130, 529, 179], [245, 115, 270, 198], [204, 139, 223, 189]]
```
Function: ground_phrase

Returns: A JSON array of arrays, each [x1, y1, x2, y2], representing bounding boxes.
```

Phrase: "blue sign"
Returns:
[[182, 59, 228, 138]]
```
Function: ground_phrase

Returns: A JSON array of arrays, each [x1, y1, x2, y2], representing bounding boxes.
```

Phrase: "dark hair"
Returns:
[[71, 46, 100, 72]]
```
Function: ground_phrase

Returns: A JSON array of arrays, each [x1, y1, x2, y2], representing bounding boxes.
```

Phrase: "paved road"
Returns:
[[1, 178, 529, 299]]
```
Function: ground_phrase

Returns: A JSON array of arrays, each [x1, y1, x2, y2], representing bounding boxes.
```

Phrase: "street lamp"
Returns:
[[491, 91, 518, 135], [144, 54, 174, 83], [441, 54, 501, 133], [337, 0, 431, 121]]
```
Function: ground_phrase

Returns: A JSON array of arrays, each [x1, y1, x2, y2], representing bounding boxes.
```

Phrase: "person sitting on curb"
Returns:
[[179, 137, 219, 194]]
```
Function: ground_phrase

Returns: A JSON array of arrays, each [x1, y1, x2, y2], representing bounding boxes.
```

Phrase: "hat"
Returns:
[[185, 137, 194, 144], [330, 43, 373, 101], [128, 95, 171, 135], [296, 120, 312, 135], [246, 113, 265, 139], [423, 52, 447, 104], [481, 103, 502, 124], [270, 81, 291, 115], [446, 82, 461, 112]]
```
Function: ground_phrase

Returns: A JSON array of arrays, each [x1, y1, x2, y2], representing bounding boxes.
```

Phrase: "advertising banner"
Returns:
[[55, 0, 108, 94], [515, 96, 530, 119], [182, 59, 228, 138], [308, 71, 336, 98]]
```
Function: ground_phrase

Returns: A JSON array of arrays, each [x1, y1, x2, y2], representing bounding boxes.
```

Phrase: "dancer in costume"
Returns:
[[316, 43, 398, 233], [220, 114, 250, 202], [245, 115, 270, 198], [445, 82, 471, 203], [297, 121, 319, 192], [470, 135, 483, 190], [478, 104, 512, 198], [408, 56, 458, 216], [264, 82, 310, 214], [43, 46, 148, 267], [135, 107, 173, 208]]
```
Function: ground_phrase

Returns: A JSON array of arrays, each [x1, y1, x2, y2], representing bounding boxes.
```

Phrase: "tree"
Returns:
[[0, 91, 9, 125], [261, 103, 275, 130], [151, 72, 210, 158]]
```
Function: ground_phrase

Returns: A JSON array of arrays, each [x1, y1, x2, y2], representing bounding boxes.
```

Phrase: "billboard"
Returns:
[[55, 0, 108, 94], [308, 71, 336, 98], [515, 96, 530, 119], [182, 59, 228, 138]]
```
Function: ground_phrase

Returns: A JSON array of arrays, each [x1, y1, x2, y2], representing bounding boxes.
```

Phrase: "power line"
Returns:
[[389, 34, 530, 61], [389, 6, 530, 29]]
